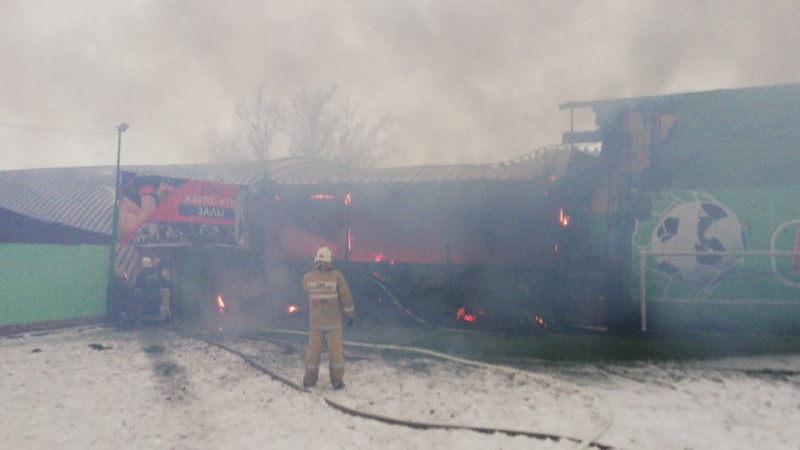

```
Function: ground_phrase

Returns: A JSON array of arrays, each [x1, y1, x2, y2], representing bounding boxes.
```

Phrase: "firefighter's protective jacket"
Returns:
[[302, 267, 355, 330], [136, 266, 165, 316]]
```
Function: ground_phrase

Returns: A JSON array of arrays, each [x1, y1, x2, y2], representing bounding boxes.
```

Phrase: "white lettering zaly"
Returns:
[[197, 206, 226, 218]]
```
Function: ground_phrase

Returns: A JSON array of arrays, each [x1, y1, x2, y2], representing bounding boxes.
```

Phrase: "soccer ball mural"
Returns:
[[650, 200, 744, 286]]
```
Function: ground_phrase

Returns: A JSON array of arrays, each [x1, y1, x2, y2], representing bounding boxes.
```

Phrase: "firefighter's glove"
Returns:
[[347, 318, 354, 327]]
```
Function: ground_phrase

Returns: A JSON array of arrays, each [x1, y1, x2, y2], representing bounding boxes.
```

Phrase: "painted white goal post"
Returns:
[[638, 250, 800, 332]]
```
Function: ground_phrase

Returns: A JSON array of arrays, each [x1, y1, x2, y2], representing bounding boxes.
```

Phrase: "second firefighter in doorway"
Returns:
[[301, 246, 355, 389]]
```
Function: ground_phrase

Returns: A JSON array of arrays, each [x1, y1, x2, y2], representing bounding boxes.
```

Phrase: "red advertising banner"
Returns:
[[118, 172, 246, 247]]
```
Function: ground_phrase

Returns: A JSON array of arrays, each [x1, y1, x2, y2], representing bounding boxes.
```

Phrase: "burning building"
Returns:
[[3, 83, 799, 335], [561, 83, 800, 333], [232, 147, 595, 331]]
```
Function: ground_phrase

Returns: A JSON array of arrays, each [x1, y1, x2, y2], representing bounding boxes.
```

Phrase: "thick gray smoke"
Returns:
[[1, 0, 799, 170]]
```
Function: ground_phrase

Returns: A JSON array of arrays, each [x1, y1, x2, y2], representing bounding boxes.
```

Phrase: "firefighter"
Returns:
[[135, 257, 161, 318], [301, 246, 355, 389], [157, 264, 173, 323]]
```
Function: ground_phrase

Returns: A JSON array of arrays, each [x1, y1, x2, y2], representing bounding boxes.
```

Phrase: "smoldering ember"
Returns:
[[2, 84, 800, 449]]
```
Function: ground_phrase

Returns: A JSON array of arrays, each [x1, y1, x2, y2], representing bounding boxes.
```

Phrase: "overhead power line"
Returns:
[[0, 120, 115, 135]]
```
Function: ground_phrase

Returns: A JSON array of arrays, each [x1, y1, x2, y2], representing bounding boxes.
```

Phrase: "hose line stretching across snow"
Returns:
[[218, 327, 616, 450]]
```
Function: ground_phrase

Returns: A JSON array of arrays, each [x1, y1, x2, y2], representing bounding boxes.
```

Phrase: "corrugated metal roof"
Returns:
[[0, 162, 270, 236], [0, 147, 579, 235], [124, 162, 270, 188], [0, 166, 116, 235], [266, 146, 574, 185]]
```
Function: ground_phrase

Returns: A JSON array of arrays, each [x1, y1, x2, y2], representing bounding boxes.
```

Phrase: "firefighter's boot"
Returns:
[[330, 362, 346, 389], [303, 369, 318, 388]]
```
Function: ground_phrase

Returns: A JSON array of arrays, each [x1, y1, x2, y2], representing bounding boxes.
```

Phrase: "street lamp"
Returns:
[[112, 122, 129, 243], [107, 122, 129, 317]]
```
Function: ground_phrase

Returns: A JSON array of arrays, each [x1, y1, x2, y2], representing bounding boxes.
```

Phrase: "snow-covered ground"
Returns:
[[2, 325, 799, 449]]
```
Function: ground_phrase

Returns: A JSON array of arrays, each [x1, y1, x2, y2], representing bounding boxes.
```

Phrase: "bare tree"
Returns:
[[209, 91, 281, 162], [211, 86, 398, 168], [280, 87, 339, 161], [236, 92, 281, 162], [331, 100, 397, 168], [281, 86, 398, 168]]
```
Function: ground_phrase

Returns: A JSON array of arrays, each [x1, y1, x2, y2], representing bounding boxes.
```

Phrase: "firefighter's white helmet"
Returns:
[[314, 246, 332, 263], [141, 256, 153, 268]]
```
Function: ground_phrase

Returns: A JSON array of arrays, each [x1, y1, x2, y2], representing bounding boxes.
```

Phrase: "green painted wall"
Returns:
[[658, 85, 800, 190], [632, 187, 800, 331], [0, 244, 109, 326]]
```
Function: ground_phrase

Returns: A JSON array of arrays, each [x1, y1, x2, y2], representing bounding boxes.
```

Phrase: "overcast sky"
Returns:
[[2, 0, 799, 170]]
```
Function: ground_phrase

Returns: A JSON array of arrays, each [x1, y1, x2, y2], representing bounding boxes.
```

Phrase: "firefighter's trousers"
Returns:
[[304, 327, 345, 386], [158, 288, 172, 322]]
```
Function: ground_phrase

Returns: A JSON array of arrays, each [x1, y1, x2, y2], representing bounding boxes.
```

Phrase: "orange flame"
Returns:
[[217, 295, 226, 314], [456, 307, 478, 323], [558, 208, 570, 227], [287, 305, 298, 314], [532, 316, 548, 328], [373, 253, 395, 265]]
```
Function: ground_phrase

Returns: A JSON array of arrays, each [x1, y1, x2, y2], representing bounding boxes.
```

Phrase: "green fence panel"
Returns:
[[0, 244, 109, 326]]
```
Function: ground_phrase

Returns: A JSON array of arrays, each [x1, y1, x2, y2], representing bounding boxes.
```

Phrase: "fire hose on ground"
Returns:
[[185, 328, 616, 450], [362, 275, 433, 328]]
